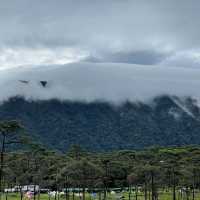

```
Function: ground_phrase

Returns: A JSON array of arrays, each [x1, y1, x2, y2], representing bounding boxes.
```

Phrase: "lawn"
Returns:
[[1, 190, 200, 200]]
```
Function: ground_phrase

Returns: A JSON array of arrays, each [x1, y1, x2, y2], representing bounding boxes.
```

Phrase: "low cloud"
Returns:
[[0, 1, 200, 102], [1, 62, 200, 103]]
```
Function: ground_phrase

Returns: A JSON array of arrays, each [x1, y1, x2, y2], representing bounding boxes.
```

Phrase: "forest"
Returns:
[[1, 121, 200, 200], [1, 96, 200, 152]]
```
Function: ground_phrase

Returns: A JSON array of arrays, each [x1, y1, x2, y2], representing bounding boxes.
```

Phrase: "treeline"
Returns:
[[3, 144, 200, 200], [1, 120, 200, 200]]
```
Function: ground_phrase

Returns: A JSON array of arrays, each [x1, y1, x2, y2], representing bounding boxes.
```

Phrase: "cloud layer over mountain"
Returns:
[[1, 63, 200, 103], [0, 1, 200, 102]]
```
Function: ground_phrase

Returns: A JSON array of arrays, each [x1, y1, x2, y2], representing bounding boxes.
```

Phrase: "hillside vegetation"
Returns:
[[0, 96, 200, 151]]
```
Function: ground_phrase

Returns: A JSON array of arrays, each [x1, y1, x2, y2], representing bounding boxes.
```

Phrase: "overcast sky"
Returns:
[[0, 0, 200, 102]]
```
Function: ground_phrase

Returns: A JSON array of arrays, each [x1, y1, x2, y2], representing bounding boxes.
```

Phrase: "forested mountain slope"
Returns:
[[1, 95, 200, 152]]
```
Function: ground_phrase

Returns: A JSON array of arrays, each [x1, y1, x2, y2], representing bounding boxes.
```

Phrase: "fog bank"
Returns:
[[0, 62, 200, 103]]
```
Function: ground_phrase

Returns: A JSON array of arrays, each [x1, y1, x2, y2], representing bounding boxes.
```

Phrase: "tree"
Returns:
[[61, 158, 102, 200], [0, 120, 24, 199]]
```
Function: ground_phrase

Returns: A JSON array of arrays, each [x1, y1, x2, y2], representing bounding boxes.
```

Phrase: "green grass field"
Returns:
[[1, 190, 200, 200]]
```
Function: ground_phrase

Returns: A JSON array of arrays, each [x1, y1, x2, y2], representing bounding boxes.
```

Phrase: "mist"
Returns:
[[0, 62, 200, 103]]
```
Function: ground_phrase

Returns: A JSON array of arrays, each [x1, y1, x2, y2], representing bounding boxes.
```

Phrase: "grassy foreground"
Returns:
[[1, 191, 200, 200]]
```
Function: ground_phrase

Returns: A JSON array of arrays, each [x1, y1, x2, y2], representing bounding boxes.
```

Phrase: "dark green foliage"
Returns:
[[1, 96, 200, 152], [4, 145, 200, 191]]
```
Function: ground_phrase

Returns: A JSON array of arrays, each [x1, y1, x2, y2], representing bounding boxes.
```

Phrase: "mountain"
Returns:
[[1, 95, 200, 152]]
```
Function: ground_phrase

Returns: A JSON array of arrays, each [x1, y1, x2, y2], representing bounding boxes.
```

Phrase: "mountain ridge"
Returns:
[[1, 95, 200, 152]]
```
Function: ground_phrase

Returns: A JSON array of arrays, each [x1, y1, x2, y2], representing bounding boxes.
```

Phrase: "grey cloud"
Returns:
[[1, 62, 200, 103], [0, 0, 200, 66], [161, 51, 200, 68], [85, 50, 168, 65]]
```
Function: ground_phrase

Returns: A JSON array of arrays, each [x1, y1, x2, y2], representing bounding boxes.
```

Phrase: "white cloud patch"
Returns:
[[161, 50, 200, 68], [1, 62, 200, 103], [0, 47, 88, 70]]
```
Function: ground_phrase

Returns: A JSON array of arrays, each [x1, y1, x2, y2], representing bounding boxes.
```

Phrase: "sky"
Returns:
[[0, 0, 200, 102]]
